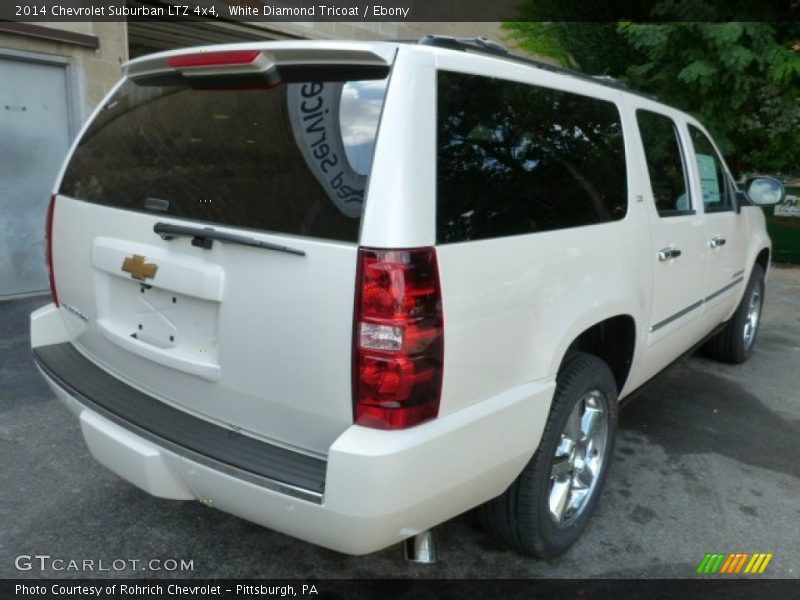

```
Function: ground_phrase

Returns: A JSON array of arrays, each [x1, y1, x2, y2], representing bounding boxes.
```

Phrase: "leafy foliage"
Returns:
[[504, 3, 800, 175]]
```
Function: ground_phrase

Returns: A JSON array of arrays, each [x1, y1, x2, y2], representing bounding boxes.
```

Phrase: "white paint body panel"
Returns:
[[51, 197, 360, 455], [32, 40, 772, 555], [33, 305, 552, 554]]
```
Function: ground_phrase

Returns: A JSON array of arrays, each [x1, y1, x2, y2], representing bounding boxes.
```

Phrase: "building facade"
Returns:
[[0, 17, 508, 296]]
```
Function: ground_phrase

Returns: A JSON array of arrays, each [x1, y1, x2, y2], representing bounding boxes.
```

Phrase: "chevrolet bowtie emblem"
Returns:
[[121, 254, 158, 281]]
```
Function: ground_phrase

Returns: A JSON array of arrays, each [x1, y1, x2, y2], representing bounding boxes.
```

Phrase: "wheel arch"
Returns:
[[755, 247, 770, 275], [560, 315, 637, 394]]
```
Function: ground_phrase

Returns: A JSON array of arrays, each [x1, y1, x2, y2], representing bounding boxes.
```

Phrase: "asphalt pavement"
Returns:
[[1, 267, 799, 579]]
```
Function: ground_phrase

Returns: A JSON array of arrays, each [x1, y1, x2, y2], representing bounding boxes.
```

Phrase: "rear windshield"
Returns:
[[59, 70, 389, 242]]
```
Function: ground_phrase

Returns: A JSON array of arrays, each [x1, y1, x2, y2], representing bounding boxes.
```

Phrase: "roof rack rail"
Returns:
[[591, 74, 634, 90], [408, 35, 660, 104], [418, 35, 510, 56]]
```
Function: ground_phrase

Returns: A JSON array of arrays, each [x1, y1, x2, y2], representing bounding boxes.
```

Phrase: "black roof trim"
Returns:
[[406, 35, 661, 104]]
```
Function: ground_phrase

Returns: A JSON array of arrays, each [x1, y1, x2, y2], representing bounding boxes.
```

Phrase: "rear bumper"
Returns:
[[31, 303, 554, 555]]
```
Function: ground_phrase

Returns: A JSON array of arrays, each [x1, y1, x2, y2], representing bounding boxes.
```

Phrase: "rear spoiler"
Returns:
[[125, 43, 396, 86]]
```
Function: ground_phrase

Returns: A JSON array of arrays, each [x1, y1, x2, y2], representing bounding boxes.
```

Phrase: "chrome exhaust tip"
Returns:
[[404, 530, 436, 564]]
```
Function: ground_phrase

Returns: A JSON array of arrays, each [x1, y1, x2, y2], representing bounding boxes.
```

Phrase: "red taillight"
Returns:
[[45, 194, 59, 306], [168, 50, 261, 69], [353, 247, 444, 430]]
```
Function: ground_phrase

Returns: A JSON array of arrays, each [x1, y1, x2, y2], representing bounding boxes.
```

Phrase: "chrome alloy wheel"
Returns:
[[548, 390, 609, 526], [743, 288, 761, 350]]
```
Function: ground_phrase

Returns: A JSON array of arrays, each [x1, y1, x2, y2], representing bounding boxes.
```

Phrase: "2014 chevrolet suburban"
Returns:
[[30, 36, 785, 559]]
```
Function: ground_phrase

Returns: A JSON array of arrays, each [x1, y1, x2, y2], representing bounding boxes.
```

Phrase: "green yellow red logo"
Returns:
[[697, 552, 773, 574]]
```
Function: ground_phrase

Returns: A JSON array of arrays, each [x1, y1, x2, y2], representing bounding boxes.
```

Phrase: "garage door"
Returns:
[[0, 57, 72, 297]]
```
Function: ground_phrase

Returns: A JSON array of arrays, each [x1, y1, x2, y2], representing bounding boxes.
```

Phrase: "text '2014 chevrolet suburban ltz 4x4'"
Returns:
[[31, 36, 786, 560]]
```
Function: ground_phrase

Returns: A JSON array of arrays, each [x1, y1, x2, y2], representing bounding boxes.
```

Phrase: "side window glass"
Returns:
[[436, 71, 628, 244], [636, 110, 691, 216], [688, 125, 732, 211]]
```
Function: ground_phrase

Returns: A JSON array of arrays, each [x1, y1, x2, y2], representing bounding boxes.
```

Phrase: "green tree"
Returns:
[[504, 7, 800, 175]]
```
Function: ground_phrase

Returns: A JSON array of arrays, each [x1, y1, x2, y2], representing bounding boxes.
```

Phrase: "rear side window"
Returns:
[[59, 71, 389, 242], [436, 71, 627, 244], [636, 110, 691, 216]]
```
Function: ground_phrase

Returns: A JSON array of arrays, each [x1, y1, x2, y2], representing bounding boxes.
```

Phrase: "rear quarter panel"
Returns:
[[399, 49, 653, 416], [435, 221, 649, 415]]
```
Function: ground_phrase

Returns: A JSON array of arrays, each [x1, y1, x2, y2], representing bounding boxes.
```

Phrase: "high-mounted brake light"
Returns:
[[167, 50, 261, 69], [45, 194, 59, 307], [353, 248, 444, 430], [156, 50, 279, 89]]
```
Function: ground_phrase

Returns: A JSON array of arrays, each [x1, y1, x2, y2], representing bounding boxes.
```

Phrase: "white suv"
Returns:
[[31, 37, 784, 559]]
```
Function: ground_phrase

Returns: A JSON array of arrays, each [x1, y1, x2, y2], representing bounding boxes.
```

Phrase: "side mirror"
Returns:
[[745, 176, 786, 206]]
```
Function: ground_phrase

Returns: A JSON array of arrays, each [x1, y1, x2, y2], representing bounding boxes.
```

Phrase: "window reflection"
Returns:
[[437, 71, 628, 243]]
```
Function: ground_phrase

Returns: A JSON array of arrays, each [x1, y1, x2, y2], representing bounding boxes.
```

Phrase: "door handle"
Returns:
[[709, 236, 727, 248], [658, 247, 682, 261]]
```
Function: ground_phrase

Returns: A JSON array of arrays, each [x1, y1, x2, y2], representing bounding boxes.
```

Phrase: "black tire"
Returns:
[[479, 352, 618, 558], [703, 264, 765, 364]]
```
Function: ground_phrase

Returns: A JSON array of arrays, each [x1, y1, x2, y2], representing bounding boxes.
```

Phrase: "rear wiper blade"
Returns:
[[154, 222, 305, 256]]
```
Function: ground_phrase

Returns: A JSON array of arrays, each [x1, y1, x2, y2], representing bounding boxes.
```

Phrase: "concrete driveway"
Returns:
[[2, 267, 799, 579]]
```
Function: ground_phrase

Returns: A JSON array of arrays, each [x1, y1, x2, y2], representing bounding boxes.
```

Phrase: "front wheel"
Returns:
[[479, 352, 618, 558], [704, 264, 765, 364]]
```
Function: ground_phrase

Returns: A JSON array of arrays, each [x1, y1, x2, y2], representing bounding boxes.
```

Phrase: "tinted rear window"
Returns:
[[59, 71, 389, 242], [436, 71, 627, 244]]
